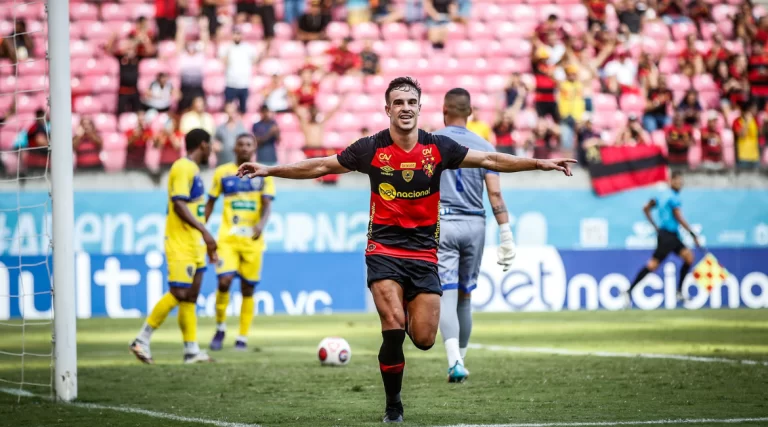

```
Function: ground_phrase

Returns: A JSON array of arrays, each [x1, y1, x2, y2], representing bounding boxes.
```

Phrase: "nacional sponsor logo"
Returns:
[[232, 200, 257, 211], [380, 165, 395, 175], [400, 162, 417, 169], [397, 188, 430, 199], [379, 183, 396, 201], [402, 170, 414, 182]]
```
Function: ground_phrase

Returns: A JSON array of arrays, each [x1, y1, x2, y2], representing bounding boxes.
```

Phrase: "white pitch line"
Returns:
[[470, 344, 768, 366], [439, 417, 768, 427], [0, 387, 261, 427]]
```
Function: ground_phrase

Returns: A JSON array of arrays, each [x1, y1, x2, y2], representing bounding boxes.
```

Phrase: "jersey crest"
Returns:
[[402, 170, 414, 182]]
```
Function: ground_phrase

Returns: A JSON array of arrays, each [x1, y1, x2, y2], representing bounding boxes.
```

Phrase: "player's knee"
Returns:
[[170, 287, 195, 303], [217, 277, 233, 292], [647, 259, 660, 270], [412, 334, 436, 351], [241, 284, 255, 297], [380, 312, 406, 330]]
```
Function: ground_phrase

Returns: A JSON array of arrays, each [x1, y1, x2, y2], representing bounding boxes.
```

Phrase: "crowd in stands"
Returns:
[[0, 0, 767, 181]]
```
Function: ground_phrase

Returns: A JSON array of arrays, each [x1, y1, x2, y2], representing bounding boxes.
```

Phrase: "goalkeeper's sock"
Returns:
[[239, 296, 255, 338], [457, 297, 473, 360], [145, 292, 179, 332], [178, 302, 199, 353], [215, 289, 230, 325]]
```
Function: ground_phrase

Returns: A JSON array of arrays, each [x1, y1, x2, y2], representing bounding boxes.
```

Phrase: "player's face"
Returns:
[[386, 88, 420, 132], [671, 175, 683, 191], [234, 137, 255, 162]]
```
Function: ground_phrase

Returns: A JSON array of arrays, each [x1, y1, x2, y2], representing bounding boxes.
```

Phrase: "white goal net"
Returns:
[[0, 0, 76, 402]]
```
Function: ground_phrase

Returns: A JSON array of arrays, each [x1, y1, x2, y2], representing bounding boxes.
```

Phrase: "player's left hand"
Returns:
[[252, 223, 264, 240], [536, 158, 577, 176], [237, 162, 269, 178], [497, 224, 516, 272]]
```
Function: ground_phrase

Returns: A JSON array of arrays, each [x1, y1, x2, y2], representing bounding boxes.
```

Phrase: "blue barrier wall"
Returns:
[[1, 188, 768, 256], [2, 248, 766, 319]]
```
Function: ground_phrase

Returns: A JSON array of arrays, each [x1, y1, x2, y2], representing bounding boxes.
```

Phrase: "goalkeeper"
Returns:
[[434, 88, 516, 383]]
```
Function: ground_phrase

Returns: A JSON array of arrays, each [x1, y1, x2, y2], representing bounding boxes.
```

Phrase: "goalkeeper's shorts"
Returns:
[[437, 216, 486, 293]]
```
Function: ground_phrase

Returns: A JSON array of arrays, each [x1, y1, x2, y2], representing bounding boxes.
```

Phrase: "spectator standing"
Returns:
[[492, 112, 516, 155], [584, 0, 608, 30], [262, 75, 292, 113], [678, 34, 705, 77], [425, 0, 457, 50], [284, 0, 306, 23], [293, 67, 321, 109], [180, 96, 216, 135], [252, 105, 280, 165], [24, 109, 49, 171], [642, 76, 673, 132], [107, 31, 152, 115], [658, 0, 690, 25], [255, 0, 277, 51], [73, 117, 104, 171], [532, 48, 559, 122], [732, 103, 761, 169], [327, 38, 361, 76], [616, 0, 644, 39], [131, 17, 158, 57], [700, 111, 724, 171], [155, 0, 181, 41], [215, 102, 248, 165], [0, 21, 35, 62], [142, 72, 175, 113], [713, 60, 747, 117], [372, 0, 406, 24], [125, 110, 154, 169], [200, 0, 222, 39], [748, 42, 768, 111], [704, 35, 731, 73], [558, 64, 586, 153], [298, 99, 344, 148], [297, 0, 331, 42], [466, 109, 493, 143], [576, 114, 603, 166], [618, 114, 650, 145], [504, 73, 527, 111], [531, 118, 560, 158], [176, 17, 209, 112], [676, 90, 702, 126], [687, 0, 712, 38], [664, 113, 693, 168], [155, 116, 184, 168], [222, 28, 259, 114], [360, 41, 380, 75], [604, 46, 638, 88]]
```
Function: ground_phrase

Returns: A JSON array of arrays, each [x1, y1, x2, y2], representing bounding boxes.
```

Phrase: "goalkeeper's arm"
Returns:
[[485, 173, 516, 271]]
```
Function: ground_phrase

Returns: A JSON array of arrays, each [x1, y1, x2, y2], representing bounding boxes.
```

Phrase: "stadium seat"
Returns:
[[466, 21, 493, 41], [692, 74, 717, 92], [365, 75, 389, 94], [712, 5, 736, 22], [273, 40, 306, 59], [352, 22, 380, 40], [666, 74, 691, 92], [381, 22, 409, 41], [446, 23, 468, 41], [74, 96, 103, 115], [203, 75, 226, 95], [275, 113, 299, 132], [508, 4, 536, 22], [537, 5, 563, 22], [14, 2, 45, 20], [480, 4, 506, 21], [565, 4, 588, 22], [326, 22, 351, 40], [306, 40, 332, 57], [642, 21, 670, 41], [671, 22, 697, 41], [409, 23, 427, 40], [485, 74, 507, 93], [593, 94, 618, 113], [620, 93, 645, 115], [70, 40, 96, 58], [274, 22, 293, 40], [70, 3, 99, 21], [514, 109, 538, 130], [15, 94, 45, 114], [721, 130, 735, 167]]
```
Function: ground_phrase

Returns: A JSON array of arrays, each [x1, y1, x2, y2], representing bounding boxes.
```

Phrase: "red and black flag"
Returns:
[[587, 145, 668, 196]]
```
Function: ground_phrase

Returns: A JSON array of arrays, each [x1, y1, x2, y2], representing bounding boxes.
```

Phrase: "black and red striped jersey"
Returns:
[[337, 129, 469, 263]]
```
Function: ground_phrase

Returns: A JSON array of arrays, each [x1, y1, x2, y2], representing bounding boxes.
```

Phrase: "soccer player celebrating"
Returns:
[[624, 171, 701, 306], [434, 88, 516, 383], [205, 134, 275, 351], [131, 129, 217, 364], [237, 77, 575, 423]]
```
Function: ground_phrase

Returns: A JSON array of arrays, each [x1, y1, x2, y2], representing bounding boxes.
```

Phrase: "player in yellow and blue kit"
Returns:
[[130, 129, 218, 364], [205, 134, 275, 351]]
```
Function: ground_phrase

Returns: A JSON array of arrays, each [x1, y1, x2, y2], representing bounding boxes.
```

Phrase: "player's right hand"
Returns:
[[497, 224, 516, 272], [237, 162, 268, 178], [536, 158, 577, 176], [203, 231, 218, 264]]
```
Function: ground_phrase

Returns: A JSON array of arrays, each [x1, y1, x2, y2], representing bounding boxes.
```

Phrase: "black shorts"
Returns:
[[237, 2, 258, 15], [652, 230, 686, 261], [366, 255, 442, 301]]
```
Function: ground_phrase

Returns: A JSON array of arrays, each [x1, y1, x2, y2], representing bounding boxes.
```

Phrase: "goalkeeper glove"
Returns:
[[497, 223, 516, 272]]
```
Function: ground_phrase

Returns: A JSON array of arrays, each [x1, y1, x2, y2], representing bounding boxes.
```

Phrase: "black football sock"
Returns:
[[629, 267, 651, 292], [678, 262, 692, 293], [378, 329, 406, 405]]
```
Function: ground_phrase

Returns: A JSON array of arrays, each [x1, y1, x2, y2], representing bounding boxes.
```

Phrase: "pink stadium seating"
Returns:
[[671, 22, 697, 41], [381, 22, 409, 41], [593, 94, 618, 113], [70, 3, 99, 21], [326, 22, 351, 40], [74, 96, 103, 115], [721, 130, 735, 167], [666, 74, 691, 92], [466, 22, 492, 41], [352, 22, 380, 40]]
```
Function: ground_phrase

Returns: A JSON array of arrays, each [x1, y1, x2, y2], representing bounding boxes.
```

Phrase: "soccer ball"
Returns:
[[317, 337, 351, 366]]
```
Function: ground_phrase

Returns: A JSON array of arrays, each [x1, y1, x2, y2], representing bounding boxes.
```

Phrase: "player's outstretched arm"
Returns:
[[237, 155, 351, 179], [460, 149, 577, 176]]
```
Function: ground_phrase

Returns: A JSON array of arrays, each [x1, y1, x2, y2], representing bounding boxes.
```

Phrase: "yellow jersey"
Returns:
[[558, 80, 585, 121], [209, 162, 276, 247], [165, 157, 206, 256], [734, 116, 760, 162], [466, 120, 492, 142]]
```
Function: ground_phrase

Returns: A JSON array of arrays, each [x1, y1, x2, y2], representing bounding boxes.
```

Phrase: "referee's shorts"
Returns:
[[652, 230, 686, 261]]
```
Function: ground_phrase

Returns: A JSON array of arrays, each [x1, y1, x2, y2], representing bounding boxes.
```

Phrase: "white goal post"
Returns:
[[48, 0, 77, 402]]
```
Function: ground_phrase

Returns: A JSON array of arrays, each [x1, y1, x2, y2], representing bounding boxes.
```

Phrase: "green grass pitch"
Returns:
[[1, 310, 767, 427]]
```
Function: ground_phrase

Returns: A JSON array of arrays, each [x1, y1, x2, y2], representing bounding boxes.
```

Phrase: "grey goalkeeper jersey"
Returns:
[[433, 126, 498, 218]]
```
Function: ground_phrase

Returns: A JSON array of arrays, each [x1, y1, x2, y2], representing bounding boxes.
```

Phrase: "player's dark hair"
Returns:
[[385, 76, 421, 104], [236, 133, 255, 143], [443, 88, 472, 119], [671, 170, 683, 179], [185, 128, 211, 152]]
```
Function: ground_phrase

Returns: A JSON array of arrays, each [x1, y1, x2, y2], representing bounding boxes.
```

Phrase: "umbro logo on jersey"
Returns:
[[380, 165, 395, 176]]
